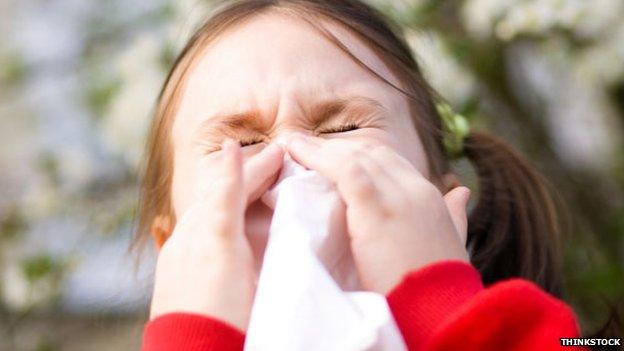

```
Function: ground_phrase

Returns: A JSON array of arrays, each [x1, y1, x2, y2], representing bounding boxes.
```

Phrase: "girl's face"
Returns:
[[167, 12, 434, 252]]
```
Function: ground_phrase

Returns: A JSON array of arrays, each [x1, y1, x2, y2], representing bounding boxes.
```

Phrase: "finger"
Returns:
[[443, 186, 471, 245], [176, 140, 245, 239], [286, 135, 383, 204], [349, 146, 406, 205], [205, 139, 245, 223], [243, 143, 284, 204], [286, 134, 359, 180]]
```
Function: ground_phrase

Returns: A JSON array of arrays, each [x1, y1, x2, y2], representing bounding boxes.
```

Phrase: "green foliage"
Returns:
[[36, 152, 62, 188], [160, 43, 177, 70], [36, 340, 60, 351], [436, 102, 471, 159], [0, 52, 27, 87], [0, 208, 27, 241], [87, 75, 122, 118], [21, 255, 61, 284]]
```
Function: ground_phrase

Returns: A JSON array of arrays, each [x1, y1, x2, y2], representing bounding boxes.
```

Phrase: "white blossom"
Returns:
[[1, 258, 59, 311], [101, 34, 166, 169], [575, 21, 624, 84], [509, 41, 621, 170], [463, 0, 624, 42], [462, 0, 515, 39], [167, 0, 218, 50], [573, 0, 624, 38], [58, 146, 96, 192], [495, 1, 565, 41], [406, 30, 477, 106], [21, 175, 58, 220]]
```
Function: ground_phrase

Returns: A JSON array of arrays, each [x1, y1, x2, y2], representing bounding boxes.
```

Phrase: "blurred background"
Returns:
[[0, 0, 623, 349]]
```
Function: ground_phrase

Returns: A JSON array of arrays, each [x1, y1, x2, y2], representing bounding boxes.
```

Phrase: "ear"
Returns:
[[150, 215, 173, 251]]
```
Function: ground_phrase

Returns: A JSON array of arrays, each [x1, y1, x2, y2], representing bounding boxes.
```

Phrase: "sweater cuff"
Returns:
[[141, 312, 245, 351], [386, 260, 484, 349]]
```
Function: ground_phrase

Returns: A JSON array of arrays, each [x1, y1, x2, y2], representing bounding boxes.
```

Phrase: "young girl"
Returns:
[[136, 0, 586, 349]]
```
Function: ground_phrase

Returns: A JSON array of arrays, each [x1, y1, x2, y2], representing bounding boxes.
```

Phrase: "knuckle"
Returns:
[[343, 163, 377, 199], [344, 158, 365, 177], [352, 175, 376, 200], [378, 196, 409, 220], [339, 141, 365, 158], [370, 144, 391, 155], [376, 203, 395, 220], [209, 210, 232, 231]]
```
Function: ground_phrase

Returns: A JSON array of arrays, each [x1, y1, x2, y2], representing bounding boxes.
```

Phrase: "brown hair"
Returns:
[[134, 0, 562, 295]]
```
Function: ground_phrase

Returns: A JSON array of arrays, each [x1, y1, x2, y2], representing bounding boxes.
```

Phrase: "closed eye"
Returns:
[[218, 123, 361, 150], [318, 123, 360, 134], [239, 137, 265, 147]]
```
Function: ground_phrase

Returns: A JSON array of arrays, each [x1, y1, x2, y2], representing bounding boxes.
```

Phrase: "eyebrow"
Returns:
[[195, 96, 386, 138]]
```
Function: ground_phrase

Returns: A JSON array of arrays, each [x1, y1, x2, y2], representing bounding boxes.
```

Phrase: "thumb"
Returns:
[[443, 186, 471, 245]]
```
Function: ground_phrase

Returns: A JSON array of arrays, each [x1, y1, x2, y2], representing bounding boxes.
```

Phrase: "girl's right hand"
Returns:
[[148, 140, 284, 331]]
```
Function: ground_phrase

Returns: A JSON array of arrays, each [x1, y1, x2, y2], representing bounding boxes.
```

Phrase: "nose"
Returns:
[[264, 94, 317, 141]]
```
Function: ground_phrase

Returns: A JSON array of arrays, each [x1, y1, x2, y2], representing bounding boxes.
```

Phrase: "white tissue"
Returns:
[[244, 156, 407, 351]]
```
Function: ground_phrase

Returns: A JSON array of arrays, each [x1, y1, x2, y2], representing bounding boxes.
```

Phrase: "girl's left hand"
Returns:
[[286, 134, 470, 294]]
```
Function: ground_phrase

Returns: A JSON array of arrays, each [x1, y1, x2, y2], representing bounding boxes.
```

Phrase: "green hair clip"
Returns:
[[436, 102, 470, 159]]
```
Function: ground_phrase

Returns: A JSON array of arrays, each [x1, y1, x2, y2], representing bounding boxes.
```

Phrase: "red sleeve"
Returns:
[[386, 260, 586, 351], [141, 312, 245, 351]]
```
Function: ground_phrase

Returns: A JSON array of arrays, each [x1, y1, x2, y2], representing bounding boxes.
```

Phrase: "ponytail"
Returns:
[[463, 131, 563, 296]]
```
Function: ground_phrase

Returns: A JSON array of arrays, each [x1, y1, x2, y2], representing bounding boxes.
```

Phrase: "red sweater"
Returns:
[[141, 261, 585, 350]]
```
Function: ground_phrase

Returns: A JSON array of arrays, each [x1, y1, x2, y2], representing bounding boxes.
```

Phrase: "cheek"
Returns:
[[383, 108, 431, 178], [389, 126, 430, 178], [170, 162, 196, 221]]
